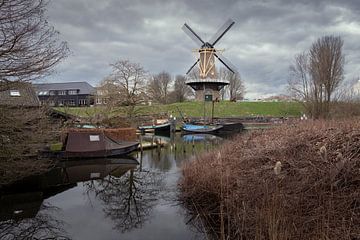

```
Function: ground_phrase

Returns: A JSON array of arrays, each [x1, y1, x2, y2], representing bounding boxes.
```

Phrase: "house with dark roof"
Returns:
[[0, 82, 40, 107], [33, 82, 95, 107]]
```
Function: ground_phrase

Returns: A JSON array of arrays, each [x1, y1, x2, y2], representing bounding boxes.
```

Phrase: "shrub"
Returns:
[[180, 119, 360, 239]]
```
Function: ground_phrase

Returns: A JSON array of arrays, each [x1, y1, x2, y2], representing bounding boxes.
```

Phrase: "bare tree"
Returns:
[[0, 0, 68, 84], [106, 60, 148, 117], [218, 67, 245, 101], [188, 67, 201, 80], [310, 36, 344, 116], [147, 71, 172, 104], [0, 1, 68, 186], [218, 68, 230, 100], [97, 76, 121, 108], [170, 75, 193, 102], [289, 35, 345, 118], [228, 72, 245, 101], [85, 169, 163, 233], [288, 52, 316, 115]]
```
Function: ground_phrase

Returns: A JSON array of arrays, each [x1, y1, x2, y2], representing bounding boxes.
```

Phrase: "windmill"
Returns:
[[182, 19, 237, 101]]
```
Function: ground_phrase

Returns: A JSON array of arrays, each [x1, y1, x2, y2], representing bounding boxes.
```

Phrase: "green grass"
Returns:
[[55, 101, 303, 118]]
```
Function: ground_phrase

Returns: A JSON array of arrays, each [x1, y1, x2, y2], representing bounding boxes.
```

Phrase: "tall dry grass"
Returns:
[[180, 118, 360, 239]]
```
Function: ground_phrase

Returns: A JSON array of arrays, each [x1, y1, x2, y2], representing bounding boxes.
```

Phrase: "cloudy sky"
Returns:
[[42, 0, 360, 98]]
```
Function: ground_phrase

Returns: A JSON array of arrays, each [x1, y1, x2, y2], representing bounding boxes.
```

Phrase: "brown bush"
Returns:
[[180, 119, 360, 239], [330, 101, 360, 119], [0, 106, 61, 186]]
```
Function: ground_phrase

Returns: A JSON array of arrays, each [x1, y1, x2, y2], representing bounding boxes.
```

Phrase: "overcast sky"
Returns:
[[42, 0, 360, 98]]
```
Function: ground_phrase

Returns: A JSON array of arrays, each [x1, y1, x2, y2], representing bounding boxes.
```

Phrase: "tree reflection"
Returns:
[[85, 168, 163, 233], [0, 204, 70, 240]]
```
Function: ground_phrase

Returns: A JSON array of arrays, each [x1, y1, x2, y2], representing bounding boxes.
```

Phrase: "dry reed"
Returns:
[[180, 118, 360, 239]]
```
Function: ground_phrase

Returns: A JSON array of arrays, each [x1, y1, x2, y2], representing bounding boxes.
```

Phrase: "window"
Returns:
[[38, 91, 48, 95], [10, 90, 20, 96], [64, 99, 75, 106], [59, 100, 75, 106], [89, 135, 100, 141], [90, 173, 100, 179], [79, 99, 87, 105], [68, 89, 78, 95], [49, 91, 55, 96], [58, 90, 66, 95], [96, 98, 105, 104]]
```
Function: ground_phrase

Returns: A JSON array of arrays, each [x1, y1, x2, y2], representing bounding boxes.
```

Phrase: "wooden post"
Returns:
[[140, 134, 143, 154], [211, 100, 215, 124], [139, 151, 143, 171]]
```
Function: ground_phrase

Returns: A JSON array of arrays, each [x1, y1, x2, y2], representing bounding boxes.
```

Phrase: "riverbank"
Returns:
[[179, 118, 360, 239], [0, 106, 61, 187]]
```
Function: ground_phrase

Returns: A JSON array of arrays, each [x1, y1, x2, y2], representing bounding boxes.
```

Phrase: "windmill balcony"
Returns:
[[185, 77, 229, 85]]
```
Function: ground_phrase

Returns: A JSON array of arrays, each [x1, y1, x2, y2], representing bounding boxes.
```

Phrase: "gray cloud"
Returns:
[[42, 0, 360, 98]]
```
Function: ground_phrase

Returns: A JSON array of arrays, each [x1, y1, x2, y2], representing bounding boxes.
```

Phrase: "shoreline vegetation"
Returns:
[[179, 118, 360, 239], [0, 106, 61, 187]]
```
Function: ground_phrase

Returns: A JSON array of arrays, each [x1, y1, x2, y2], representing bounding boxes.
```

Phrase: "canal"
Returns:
[[0, 133, 225, 240]]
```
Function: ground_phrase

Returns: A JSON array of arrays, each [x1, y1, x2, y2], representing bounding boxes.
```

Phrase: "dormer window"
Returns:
[[58, 90, 66, 95], [38, 91, 48, 95], [10, 90, 20, 96], [68, 89, 78, 95]]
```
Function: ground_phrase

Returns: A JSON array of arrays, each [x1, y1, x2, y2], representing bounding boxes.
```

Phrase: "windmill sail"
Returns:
[[214, 51, 237, 74], [182, 23, 205, 46], [209, 19, 235, 46], [186, 59, 200, 74]]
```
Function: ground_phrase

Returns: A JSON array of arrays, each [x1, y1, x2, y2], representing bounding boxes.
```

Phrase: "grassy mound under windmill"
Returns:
[[179, 119, 360, 239], [55, 101, 303, 118]]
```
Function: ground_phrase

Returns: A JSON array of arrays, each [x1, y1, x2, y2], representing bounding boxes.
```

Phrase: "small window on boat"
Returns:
[[89, 135, 100, 141], [10, 90, 20, 96], [90, 173, 101, 179]]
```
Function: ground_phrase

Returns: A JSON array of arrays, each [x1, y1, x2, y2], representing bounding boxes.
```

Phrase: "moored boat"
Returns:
[[41, 130, 139, 159], [138, 122, 171, 134], [181, 123, 223, 134]]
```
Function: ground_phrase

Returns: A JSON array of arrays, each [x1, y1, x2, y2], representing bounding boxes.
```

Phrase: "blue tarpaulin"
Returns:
[[182, 124, 210, 130]]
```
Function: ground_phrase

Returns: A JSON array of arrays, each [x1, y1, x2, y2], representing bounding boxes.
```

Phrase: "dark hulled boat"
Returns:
[[41, 131, 139, 159], [138, 122, 171, 134]]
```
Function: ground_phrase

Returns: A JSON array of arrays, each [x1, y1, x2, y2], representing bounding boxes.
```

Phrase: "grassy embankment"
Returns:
[[180, 119, 360, 239], [55, 101, 303, 118]]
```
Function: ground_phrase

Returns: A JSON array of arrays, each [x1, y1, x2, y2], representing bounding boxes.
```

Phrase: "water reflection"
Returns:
[[0, 133, 228, 240], [0, 157, 139, 239], [0, 204, 70, 240], [182, 133, 223, 143], [85, 169, 163, 233]]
